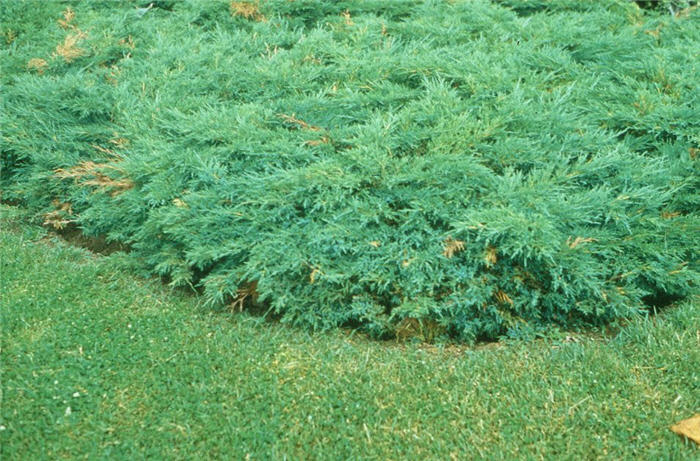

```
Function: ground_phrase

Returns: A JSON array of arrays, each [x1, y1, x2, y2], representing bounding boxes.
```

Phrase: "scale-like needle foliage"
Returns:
[[2, 0, 698, 341]]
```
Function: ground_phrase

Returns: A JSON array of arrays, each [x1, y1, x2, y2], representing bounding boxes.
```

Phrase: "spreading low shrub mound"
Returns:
[[2, 0, 698, 341]]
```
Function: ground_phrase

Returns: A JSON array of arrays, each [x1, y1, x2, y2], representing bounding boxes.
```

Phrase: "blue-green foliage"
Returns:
[[2, 0, 698, 341]]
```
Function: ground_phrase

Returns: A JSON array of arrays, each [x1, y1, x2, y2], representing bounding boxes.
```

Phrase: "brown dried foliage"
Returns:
[[644, 23, 664, 39], [341, 10, 354, 26], [55, 31, 87, 62], [304, 136, 330, 147], [309, 267, 322, 284], [27, 58, 48, 74], [279, 113, 322, 132], [676, 5, 698, 19], [110, 136, 130, 148], [484, 245, 497, 266], [231, 281, 259, 311], [44, 201, 73, 230], [172, 198, 188, 208], [119, 35, 135, 49], [494, 290, 514, 306], [443, 237, 465, 258], [661, 211, 680, 219], [55, 160, 133, 196], [55, 7, 88, 63], [58, 7, 75, 29], [395, 318, 443, 343], [5, 29, 17, 45], [230, 2, 266, 21], [567, 236, 596, 249]]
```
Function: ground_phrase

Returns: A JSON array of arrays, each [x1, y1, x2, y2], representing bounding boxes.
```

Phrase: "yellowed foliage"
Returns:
[[567, 236, 597, 249], [56, 31, 87, 62], [671, 414, 700, 445], [119, 35, 135, 49], [368, 241, 381, 248], [55, 161, 133, 196], [27, 58, 48, 74], [494, 290, 514, 306], [91, 144, 119, 156], [302, 54, 321, 65], [230, 2, 265, 21], [5, 29, 17, 44], [279, 113, 322, 132], [44, 201, 73, 230], [443, 237, 465, 258], [484, 245, 497, 266], [676, 5, 698, 19], [309, 267, 321, 284], [661, 211, 680, 220], [58, 7, 75, 29], [172, 198, 188, 208], [304, 136, 330, 147], [109, 136, 130, 148], [669, 262, 688, 275], [644, 23, 664, 39], [231, 281, 259, 312], [341, 10, 354, 26], [395, 318, 443, 343]]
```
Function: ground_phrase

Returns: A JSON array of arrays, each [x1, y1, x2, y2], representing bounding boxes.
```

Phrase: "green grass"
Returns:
[[1, 205, 698, 459]]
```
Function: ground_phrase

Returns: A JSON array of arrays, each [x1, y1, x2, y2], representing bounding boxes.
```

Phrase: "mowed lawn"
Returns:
[[1, 205, 698, 459]]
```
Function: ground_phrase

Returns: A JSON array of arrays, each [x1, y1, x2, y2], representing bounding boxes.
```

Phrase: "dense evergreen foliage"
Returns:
[[2, 0, 698, 341]]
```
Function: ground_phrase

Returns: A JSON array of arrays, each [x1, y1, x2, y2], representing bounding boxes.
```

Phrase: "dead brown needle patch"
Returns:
[[443, 237, 465, 258], [27, 58, 48, 74], [661, 211, 680, 220], [485, 245, 497, 266], [279, 114, 322, 132], [567, 236, 597, 249], [309, 267, 321, 284], [494, 290, 514, 306], [675, 5, 698, 19], [230, 2, 265, 21], [172, 198, 188, 208], [55, 161, 133, 196], [109, 136, 130, 149], [56, 31, 87, 63], [58, 7, 75, 29], [231, 281, 259, 312], [304, 136, 330, 147], [341, 10, 354, 26], [43, 201, 73, 230]]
